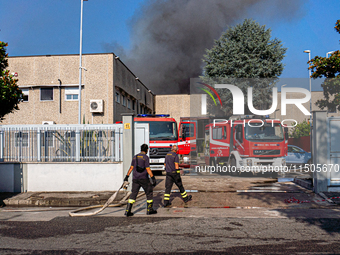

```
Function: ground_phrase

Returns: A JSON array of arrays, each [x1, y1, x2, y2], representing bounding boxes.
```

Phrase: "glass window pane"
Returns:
[[41, 88, 53, 101]]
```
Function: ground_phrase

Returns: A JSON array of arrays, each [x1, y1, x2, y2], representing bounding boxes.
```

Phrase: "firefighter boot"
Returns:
[[183, 194, 192, 203], [147, 201, 157, 215], [164, 200, 172, 207], [124, 203, 134, 217]]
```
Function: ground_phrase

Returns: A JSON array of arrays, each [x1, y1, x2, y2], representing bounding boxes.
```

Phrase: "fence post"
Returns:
[[114, 127, 119, 161], [37, 128, 41, 162], [0, 128, 4, 162], [76, 128, 81, 162], [122, 114, 134, 192], [312, 111, 328, 193]]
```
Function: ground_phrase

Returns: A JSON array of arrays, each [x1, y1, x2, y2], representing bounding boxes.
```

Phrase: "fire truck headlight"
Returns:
[[246, 159, 252, 166], [183, 157, 190, 164]]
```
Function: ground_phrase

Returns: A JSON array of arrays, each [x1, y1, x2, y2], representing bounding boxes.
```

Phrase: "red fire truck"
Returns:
[[135, 114, 178, 171], [179, 116, 288, 175], [178, 117, 211, 167]]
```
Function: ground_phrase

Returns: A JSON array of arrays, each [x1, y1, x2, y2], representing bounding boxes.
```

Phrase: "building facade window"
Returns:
[[21, 88, 29, 102], [40, 87, 53, 101], [127, 99, 131, 109], [65, 87, 79, 101], [122, 95, 126, 106], [132, 100, 135, 111], [115, 91, 120, 103]]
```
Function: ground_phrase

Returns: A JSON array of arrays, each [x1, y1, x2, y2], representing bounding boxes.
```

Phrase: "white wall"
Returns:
[[25, 163, 123, 192]]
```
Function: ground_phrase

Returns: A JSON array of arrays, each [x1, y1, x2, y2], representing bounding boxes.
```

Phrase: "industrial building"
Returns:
[[3, 53, 155, 125]]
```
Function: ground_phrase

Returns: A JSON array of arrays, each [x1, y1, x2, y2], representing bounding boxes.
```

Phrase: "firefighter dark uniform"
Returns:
[[124, 149, 157, 216], [164, 149, 192, 207]]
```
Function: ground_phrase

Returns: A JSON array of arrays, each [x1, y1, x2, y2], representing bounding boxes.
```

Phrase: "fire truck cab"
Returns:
[[135, 114, 178, 172], [205, 116, 288, 174], [178, 117, 211, 167]]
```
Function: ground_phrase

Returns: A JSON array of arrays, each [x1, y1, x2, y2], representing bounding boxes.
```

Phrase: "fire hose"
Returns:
[[69, 181, 145, 217]]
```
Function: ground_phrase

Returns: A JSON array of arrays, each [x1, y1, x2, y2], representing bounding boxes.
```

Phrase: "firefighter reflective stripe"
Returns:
[[147, 200, 153, 203], [181, 191, 188, 198], [176, 170, 180, 173], [128, 199, 136, 204], [164, 194, 170, 200]]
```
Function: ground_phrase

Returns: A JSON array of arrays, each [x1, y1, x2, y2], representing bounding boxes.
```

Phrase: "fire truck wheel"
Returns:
[[230, 157, 236, 167], [209, 157, 216, 166], [229, 157, 238, 176]]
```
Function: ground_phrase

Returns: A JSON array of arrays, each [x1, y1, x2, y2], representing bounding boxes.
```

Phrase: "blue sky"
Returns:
[[0, 0, 339, 88]]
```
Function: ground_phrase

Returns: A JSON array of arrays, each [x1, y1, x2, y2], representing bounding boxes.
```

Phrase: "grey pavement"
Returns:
[[1, 212, 340, 254], [2, 174, 340, 254], [1, 174, 340, 220], [0, 175, 326, 209]]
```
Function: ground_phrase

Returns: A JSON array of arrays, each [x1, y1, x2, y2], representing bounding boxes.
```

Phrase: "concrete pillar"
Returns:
[[312, 111, 328, 193], [122, 113, 135, 191]]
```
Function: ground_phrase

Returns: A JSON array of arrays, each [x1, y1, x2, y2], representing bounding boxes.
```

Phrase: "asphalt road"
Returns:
[[1, 173, 338, 254], [1, 214, 340, 254]]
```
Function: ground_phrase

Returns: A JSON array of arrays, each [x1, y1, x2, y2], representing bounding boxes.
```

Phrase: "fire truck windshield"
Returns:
[[137, 121, 178, 141], [245, 123, 284, 141]]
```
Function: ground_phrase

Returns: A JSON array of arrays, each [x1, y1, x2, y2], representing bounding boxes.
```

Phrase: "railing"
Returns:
[[0, 124, 123, 162]]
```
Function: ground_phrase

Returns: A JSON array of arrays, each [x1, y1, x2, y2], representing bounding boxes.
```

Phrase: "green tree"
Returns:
[[289, 120, 311, 139], [309, 20, 340, 112], [202, 19, 287, 117], [0, 42, 22, 121]]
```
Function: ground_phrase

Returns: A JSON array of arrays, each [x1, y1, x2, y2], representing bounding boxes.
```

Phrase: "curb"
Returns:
[[2, 191, 129, 207], [293, 178, 313, 190]]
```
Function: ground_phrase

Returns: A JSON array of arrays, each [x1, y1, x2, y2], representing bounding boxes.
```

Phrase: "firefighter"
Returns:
[[124, 144, 157, 216], [163, 145, 192, 207]]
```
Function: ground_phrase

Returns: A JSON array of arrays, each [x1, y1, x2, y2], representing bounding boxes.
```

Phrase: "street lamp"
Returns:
[[326, 51, 335, 58], [304, 50, 312, 153], [78, 0, 88, 124]]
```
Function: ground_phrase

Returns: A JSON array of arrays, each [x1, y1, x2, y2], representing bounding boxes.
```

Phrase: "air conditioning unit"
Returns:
[[90, 99, 104, 113], [42, 121, 55, 125]]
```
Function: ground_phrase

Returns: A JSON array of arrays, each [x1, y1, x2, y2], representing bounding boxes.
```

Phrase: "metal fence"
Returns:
[[0, 124, 123, 162]]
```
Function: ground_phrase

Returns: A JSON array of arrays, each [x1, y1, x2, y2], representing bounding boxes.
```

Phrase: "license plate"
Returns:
[[150, 158, 165, 163]]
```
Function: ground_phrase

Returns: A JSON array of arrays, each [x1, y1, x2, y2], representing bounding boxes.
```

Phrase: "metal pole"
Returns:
[[37, 128, 41, 162], [308, 52, 312, 154], [76, 129, 81, 162], [326, 51, 335, 58], [78, 0, 84, 124], [304, 50, 312, 153]]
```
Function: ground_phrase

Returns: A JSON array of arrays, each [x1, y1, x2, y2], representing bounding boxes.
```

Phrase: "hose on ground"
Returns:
[[68, 181, 145, 217]]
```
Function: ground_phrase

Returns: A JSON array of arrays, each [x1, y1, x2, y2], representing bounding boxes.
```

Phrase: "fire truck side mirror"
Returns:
[[236, 131, 241, 141], [284, 127, 289, 140], [181, 126, 186, 140]]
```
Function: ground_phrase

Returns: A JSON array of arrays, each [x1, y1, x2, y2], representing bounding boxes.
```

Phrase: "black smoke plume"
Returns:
[[105, 0, 303, 94]]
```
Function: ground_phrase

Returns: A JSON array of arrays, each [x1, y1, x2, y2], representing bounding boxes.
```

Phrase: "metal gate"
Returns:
[[0, 124, 124, 162]]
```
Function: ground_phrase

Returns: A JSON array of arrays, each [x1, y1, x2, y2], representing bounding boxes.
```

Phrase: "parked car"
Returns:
[[285, 145, 312, 166]]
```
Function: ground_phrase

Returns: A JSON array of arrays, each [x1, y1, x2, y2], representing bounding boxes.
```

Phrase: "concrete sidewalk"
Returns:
[[1, 175, 338, 210]]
